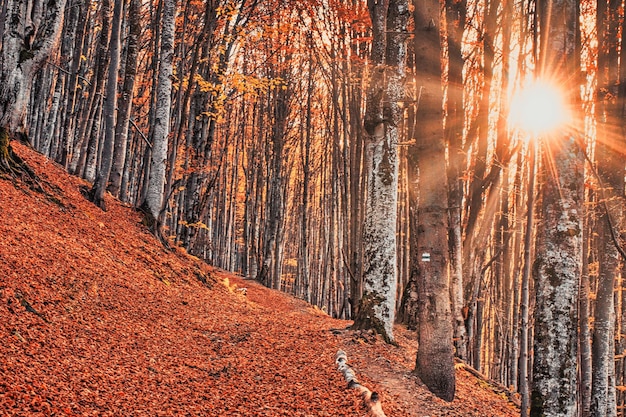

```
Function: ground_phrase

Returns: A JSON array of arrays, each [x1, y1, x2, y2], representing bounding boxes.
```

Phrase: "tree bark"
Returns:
[[352, 0, 408, 344], [108, 0, 141, 197], [445, 0, 467, 362], [411, 0, 455, 402], [530, 0, 582, 414], [91, 0, 124, 210], [143, 0, 176, 224], [591, 0, 623, 413], [0, 0, 67, 143]]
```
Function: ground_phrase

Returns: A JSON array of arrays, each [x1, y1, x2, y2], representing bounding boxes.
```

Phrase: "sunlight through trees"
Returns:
[[3, 0, 626, 413]]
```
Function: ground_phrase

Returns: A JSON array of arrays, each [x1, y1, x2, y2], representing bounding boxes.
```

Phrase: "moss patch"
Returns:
[[351, 292, 397, 345]]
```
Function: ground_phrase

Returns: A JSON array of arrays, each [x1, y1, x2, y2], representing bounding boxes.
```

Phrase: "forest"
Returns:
[[0, 0, 624, 415]]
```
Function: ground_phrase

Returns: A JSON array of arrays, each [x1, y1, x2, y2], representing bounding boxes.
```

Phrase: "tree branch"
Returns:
[[335, 350, 387, 417]]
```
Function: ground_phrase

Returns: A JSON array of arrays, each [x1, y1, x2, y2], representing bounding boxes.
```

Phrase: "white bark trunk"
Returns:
[[0, 0, 67, 133], [532, 136, 584, 417], [144, 0, 176, 220], [353, 0, 408, 345], [531, 0, 581, 413], [360, 121, 399, 341]]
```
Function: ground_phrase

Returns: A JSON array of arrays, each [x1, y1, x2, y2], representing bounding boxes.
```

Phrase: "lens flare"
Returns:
[[508, 80, 570, 136]]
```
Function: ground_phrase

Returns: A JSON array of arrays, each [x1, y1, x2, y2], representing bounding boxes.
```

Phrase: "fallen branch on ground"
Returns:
[[335, 350, 387, 417]]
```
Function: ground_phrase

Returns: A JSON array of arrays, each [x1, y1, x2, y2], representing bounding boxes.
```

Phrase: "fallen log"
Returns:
[[335, 350, 387, 417]]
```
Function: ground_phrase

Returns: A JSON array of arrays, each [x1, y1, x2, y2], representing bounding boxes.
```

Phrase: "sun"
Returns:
[[508, 79, 571, 136]]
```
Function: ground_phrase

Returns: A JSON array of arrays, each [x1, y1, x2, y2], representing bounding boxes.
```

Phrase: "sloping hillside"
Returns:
[[0, 141, 519, 416]]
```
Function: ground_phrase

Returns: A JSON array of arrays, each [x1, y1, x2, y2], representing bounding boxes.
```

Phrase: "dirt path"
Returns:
[[1, 142, 518, 416]]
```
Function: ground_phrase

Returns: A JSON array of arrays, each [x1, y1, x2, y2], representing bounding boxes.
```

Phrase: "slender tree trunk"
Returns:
[[143, 0, 176, 223], [579, 206, 592, 417], [591, 0, 623, 413], [520, 141, 536, 417], [91, 0, 124, 209], [299, 51, 313, 302], [109, 0, 140, 197], [591, 199, 619, 417]]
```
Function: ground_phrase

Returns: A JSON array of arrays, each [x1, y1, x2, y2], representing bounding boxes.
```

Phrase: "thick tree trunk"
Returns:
[[352, 0, 408, 344], [530, 0, 582, 415], [411, 0, 456, 402], [532, 136, 584, 417], [445, 0, 467, 362], [0, 0, 67, 136]]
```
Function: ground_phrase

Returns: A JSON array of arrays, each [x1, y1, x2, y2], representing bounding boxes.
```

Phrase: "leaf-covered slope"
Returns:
[[0, 142, 519, 416]]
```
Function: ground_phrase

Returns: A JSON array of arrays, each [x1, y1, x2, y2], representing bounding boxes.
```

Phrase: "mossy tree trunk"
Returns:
[[352, 0, 409, 344]]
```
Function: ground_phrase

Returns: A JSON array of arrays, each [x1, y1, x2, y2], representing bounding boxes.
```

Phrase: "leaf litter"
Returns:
[[0, 142, 519, 416]]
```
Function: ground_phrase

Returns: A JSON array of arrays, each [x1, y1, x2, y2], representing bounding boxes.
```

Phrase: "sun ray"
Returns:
[[508, 79, 572, 137]]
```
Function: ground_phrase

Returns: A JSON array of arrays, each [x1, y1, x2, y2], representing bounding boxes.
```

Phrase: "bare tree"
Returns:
[[108, 0, 141, 198], [91, 0, 125, 209]]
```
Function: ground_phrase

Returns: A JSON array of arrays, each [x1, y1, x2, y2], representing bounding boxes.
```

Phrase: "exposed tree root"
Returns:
[[0, 129, 67, 209], [137, 199, 172, 250], [335, 350, 387, 417], [0, 129, 44, 191]]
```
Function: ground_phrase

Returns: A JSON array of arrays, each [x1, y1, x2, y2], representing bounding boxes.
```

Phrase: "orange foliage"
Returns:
[[0, 143, 518, 416]]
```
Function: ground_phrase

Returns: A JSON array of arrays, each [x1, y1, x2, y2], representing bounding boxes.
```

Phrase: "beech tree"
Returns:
[[410, 0, 455, 402], [91, 0, 124, 210], [0, 0, 67, 169], [15, 2, 626, 413], [143, 0, 176, 224], [108, 0, 141, 198], [351, 0, 409, 343], [531, 0, 583, 414], [590, 0, 622, 413]]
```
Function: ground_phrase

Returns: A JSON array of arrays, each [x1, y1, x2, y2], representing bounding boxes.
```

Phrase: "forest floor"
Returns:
[[0, 141, 520, 416]]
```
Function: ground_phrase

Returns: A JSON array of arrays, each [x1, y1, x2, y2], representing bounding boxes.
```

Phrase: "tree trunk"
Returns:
[[91, 0, 124, 210], [591, 0, 623, 413], [520, 142, 536, 417], [445, 0, 467, 362], [109, 0, 141, 197], [0, 0, 67, 149], [530, 0, 582, 414], [411, 0, 455, 402], [352, 0, 408, 344], [143, 0, 176, 223], [579, 207, 592, 417]]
